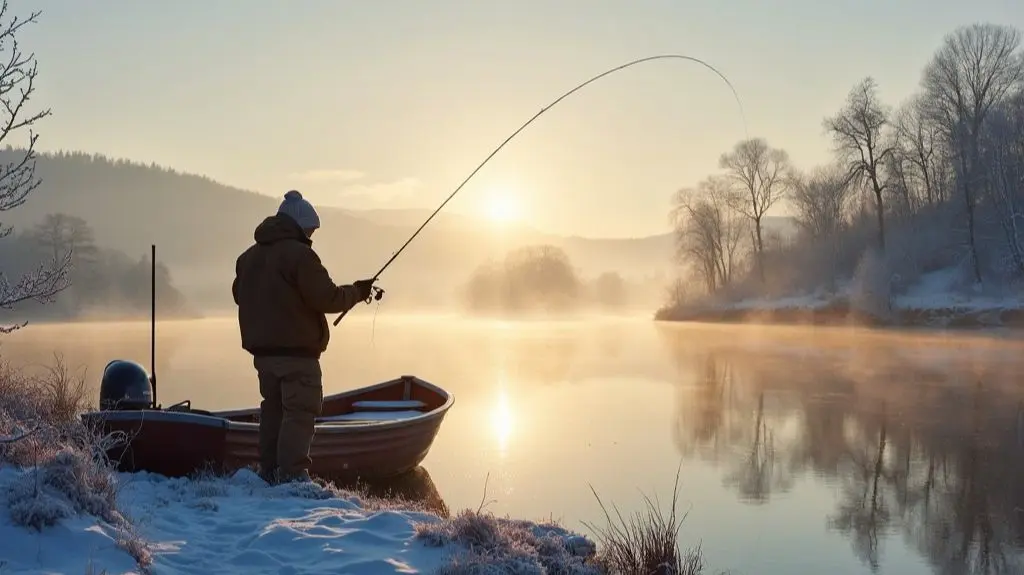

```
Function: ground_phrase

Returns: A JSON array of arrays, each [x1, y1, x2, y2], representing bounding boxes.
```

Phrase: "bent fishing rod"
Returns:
[[333, 53, 749, 326]]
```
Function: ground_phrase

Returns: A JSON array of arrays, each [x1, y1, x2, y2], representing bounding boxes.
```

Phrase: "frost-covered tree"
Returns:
[[791, 163, 856, 240], [979, 88, 1024, 275], [658, 21, 1024, 318], [921, 23, 1024, 283], [890, 95, 948, 207], [0, 3, 68, 334]]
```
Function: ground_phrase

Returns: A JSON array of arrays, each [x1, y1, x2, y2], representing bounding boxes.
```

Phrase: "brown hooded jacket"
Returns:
[[232, 214, 362, 359]]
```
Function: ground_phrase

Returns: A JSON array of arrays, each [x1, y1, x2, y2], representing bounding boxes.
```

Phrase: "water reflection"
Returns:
[[336, 465, 449, 518], [2, 319, 189, 391], [491, 387, 515, 454], [664, 328, 1024, 574], [8, 317, 1024, 574]]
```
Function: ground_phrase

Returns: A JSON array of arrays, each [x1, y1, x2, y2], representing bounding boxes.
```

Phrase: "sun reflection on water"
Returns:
[[491, 382, 515, 455]]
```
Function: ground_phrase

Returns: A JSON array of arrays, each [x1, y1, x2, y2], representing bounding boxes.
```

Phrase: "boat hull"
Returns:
[[80, 375, 453, 482]]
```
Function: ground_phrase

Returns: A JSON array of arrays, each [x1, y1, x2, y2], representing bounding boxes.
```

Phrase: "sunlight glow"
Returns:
[[491, 388, 515, 453], [481, 188, 523, 224]]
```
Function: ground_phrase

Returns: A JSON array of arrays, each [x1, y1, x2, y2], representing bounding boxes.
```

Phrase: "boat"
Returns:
[[81, 375, 454, 481], [79, 245, 454, 482]]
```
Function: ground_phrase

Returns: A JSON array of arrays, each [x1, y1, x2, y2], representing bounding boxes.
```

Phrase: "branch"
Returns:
[[0, 426, 38, 444], [0, 249, 72, 333], [0, 1, 59, 331]]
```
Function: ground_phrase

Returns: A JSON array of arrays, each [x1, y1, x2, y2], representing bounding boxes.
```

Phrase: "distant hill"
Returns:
[[345, 206, 797, 276], [5, 150, 798, 312]]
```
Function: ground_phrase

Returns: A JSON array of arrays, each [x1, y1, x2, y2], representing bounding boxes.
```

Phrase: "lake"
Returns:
[[3, 314, 1023, 575]]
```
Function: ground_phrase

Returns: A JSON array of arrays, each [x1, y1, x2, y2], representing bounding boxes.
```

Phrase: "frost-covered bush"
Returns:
[[0, 354, 154, 570], [0, 355, 100, 466], [0, 355, 122, 530], [4, 448, 121, 529], [416, 509, 601, 575], [848, 249, 894, 318]]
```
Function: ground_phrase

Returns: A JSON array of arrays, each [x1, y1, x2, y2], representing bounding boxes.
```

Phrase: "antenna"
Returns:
[[150, 243, 157, 409]]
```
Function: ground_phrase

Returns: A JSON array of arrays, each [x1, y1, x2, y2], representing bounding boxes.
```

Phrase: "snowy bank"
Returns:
[[656, 268, 1024, 330], [0, 465, 601, 574], [0, 357, 607, 574], [0, 355, 702, 575]]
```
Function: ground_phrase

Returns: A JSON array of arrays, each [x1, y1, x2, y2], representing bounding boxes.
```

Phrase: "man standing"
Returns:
[[232, 190, 375, 484]]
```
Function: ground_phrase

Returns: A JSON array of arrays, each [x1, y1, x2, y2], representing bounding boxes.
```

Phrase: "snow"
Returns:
[[0, 464, 598, 575], [715, 268, 1022, 314], [728, 293, 829, 311], [0, 466, 447, 574], [893, 268, 1022, 311]]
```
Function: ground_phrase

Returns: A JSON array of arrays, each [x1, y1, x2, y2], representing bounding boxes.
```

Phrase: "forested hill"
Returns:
[[2, 150, 768, 310]]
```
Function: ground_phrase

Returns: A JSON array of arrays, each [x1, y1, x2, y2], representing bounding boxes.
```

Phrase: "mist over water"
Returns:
[[3, 315, 1022, 575]]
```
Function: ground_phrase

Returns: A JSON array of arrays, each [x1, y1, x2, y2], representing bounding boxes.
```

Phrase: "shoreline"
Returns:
[[654, 301, 1024, 331], [0, 355, 697, 575], [19, 303, 1024, 332], [0, 464, 605, 574], [2, 310, 205, 327]]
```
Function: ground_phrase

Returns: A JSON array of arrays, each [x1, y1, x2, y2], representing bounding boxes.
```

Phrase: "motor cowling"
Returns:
[[99, 360, 154, 410]]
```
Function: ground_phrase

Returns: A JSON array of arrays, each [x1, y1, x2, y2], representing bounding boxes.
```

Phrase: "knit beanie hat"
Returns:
[[277, 190, 321, 230]]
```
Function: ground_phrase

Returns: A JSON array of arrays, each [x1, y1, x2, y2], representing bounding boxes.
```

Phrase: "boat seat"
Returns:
[[316, 410, 423, 424], [351, 400, 426, 411]]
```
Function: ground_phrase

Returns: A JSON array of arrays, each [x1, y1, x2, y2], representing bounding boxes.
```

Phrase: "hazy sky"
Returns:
[[23, 0, 1024, 237]]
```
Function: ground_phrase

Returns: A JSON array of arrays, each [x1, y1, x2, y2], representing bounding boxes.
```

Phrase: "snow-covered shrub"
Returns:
[[0, 355, 123, 530], [416, 509, 601, 575], [848, 249, 894, 319], [4, 448, 121, 529]]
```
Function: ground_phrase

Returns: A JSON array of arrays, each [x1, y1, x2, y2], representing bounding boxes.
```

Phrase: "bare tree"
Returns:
[[26, 213, 98, 263], [791, 164, 857, 291], [980, 88, 1024, 275], [0, 3, 67, 334], [824, 77, 896, 250], [670, 175, 749, 293], [880, 137, 913, 218], [718, 138, 791, 280], [891, 95, 945, 206], [791, 163, 856, 240], [921, 23, 1024, 283]]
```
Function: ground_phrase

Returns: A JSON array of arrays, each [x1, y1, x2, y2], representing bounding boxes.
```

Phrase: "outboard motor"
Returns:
[[99, 359, 154, 411]]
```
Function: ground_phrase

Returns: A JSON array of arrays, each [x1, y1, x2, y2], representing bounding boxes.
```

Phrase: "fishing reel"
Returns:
[[364, 285, 385, 304]]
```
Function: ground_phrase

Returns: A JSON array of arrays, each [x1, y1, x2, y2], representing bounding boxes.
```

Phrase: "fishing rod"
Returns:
[[333, 53, 749, 326]]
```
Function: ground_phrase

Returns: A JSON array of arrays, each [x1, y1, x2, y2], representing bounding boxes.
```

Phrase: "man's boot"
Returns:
[[277, 469, 313, 484], [258, 466, 279, 485]]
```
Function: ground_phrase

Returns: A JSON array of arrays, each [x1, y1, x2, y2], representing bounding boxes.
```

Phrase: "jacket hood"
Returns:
[[253, 214, 312, 246]]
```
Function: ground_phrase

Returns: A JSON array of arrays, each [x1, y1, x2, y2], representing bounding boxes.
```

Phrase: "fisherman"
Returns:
[[232, 190, 375, 484]]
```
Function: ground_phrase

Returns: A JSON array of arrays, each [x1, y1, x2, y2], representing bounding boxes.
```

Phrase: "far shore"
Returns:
[[10, 302, 1024, 333], [3, 309, 205, 327], [655, 300, 1024, 331]]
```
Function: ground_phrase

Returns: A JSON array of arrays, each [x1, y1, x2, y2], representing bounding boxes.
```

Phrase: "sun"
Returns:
[[481, 188, 523, 224]]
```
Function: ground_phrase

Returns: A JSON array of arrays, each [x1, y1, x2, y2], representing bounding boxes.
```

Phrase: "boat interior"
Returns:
[[210, 376, 452, 426]]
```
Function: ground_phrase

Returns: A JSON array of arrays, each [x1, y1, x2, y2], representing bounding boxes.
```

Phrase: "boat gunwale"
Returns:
[[79, 376, 455, 434]]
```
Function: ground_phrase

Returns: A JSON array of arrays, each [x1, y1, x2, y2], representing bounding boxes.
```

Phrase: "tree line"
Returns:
[[459, 244, 632, 314], [668, 22, 1024, 312], [1, 212, 191, 323]]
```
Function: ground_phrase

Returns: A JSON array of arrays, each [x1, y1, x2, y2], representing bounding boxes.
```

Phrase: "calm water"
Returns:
[[4, 314, 1024, 575]]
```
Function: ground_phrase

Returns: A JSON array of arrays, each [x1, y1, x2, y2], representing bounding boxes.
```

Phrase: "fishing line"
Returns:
[[334, 53, 749, 327], [369, 297, 383, 348]]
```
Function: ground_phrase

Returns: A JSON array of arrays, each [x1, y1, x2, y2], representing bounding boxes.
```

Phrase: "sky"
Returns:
[[20, 0, 1024, 238]]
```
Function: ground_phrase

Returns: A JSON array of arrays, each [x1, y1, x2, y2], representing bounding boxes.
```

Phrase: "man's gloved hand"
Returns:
[[353, 279, 375, 302]]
